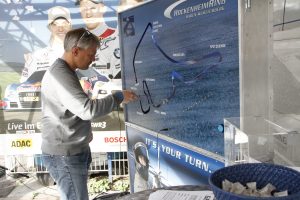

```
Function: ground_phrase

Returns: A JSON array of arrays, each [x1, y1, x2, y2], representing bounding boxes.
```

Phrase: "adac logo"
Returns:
[[164, 0, 187, 19], [11, 139, 32, 148]]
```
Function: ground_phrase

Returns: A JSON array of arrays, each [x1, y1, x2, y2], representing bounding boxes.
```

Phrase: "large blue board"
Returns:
[[119, 0, 239, 156]]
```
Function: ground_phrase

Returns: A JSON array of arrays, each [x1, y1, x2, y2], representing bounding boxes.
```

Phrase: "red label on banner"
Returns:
[[104, 137, 127, 143]]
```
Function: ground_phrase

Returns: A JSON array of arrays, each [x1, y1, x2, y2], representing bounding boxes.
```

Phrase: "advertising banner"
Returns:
[[0, 131, 127, 155], [0, 0, 144, 152], [127, 125, 224, 192]]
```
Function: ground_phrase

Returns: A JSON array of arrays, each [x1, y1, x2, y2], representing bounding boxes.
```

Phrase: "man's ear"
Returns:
[[72, 47, 79, 56]]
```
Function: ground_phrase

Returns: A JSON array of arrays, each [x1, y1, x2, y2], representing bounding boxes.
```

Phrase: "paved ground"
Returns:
[[0, 175, 121, 200], [0, 156, 128, 200], [0, 156, 76, 199], [0, 176, 60, 200]]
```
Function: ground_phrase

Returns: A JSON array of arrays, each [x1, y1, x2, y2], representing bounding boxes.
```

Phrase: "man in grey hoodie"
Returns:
[[41, 28, 138, 200]]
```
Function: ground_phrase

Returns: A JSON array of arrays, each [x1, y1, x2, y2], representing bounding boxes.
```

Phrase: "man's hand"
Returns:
[[122, 90, 139, 104]]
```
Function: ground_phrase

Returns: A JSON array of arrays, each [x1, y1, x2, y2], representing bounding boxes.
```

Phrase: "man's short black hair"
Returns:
[[75, 0, 104, 6]]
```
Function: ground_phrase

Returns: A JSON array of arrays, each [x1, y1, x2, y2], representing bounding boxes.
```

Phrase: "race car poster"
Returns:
[[126, 124, 224, 192], [0, 0, 145, 153], [119, 0, 239, 189]]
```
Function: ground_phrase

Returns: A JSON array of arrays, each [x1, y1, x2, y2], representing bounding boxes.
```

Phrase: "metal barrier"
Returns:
[[5, 152, 129, 180], [108, 152, 129, 181]]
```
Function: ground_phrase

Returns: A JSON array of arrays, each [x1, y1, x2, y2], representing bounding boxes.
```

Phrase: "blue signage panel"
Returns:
[[126, 125, 224, 192], [119, 0, 240, 156]]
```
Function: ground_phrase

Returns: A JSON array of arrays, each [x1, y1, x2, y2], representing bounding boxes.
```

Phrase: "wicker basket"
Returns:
[[209, 163, 300, 200]]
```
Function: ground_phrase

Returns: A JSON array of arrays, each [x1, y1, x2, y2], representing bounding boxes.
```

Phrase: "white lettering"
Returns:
[[91, 122, 106, 129], [173, 0, 226, 18], [161, 145, 181, 159], [24, 122, 35, 129], [36, 122, 42, 130], [8, 123, 23, 130], [185, 154, 209, 171], [145, 138, 157, 149]]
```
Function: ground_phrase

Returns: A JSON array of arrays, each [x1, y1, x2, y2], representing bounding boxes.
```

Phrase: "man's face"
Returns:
[[49, 18, 71, 41], [79, 0, 105, 30], [75, 45, 98, 70]]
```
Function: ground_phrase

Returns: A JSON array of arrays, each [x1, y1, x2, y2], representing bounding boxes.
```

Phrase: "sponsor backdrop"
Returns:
[[0, 0, 145, 154], [119, 0, 239, 190]]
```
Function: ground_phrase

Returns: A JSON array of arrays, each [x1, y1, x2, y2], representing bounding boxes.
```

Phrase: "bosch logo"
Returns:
[[104, 137, 127, 143]]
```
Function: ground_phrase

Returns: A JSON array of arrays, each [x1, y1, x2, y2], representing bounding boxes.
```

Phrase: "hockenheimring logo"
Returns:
[[164, 0, 226, 19]]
